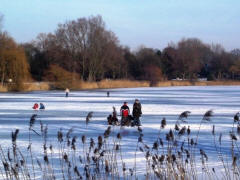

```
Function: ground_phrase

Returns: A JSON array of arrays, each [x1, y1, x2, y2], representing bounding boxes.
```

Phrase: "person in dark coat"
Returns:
[[39, 103, 45, 110], [120, 102, 130, 126], [107, 107, 118, 125], [132, 99, 142, 126]]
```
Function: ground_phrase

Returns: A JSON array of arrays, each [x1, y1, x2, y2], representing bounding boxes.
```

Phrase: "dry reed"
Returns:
[[0, 110, 240, 179], [3, 79, 240, 92], [23, 82, 50, 91], [0, 85, 7, 92]]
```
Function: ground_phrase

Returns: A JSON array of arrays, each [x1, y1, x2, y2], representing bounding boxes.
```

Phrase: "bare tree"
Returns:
[[210, 51, 234, 80], [161, 46, 177, 79], [86, 15, 121, 81], [0, 13, 3, 32], [172, 38, 209, 79], [86, 15, 105, 81], [31, 15, 124, 82], [133, 47, 162, 80], [55, 18, 88, 80]]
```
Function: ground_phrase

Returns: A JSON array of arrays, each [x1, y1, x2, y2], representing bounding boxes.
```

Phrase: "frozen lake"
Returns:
[[0, 86, 240, 179]]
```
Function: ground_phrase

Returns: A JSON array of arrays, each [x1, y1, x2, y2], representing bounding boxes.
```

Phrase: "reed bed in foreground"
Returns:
[[0, 110, 240, 180]]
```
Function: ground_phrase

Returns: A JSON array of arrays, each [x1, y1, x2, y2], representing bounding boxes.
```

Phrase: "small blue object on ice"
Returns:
[[39, 103, 45, 110]]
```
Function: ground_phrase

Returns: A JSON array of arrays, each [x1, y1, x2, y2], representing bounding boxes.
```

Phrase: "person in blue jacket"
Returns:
[[39, 103, 45, 110]]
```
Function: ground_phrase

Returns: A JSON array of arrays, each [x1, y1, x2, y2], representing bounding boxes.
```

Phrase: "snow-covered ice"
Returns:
[[1, 86, 240, 179]]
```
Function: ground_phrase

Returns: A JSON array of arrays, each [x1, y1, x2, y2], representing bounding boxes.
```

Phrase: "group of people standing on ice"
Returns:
[[120, 99, 142, 126], [34, 88, 143, 127], [108, 99, 142, 127]]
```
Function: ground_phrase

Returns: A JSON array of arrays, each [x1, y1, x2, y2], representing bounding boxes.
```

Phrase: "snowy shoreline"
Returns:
[[2, 80, 240, 92]]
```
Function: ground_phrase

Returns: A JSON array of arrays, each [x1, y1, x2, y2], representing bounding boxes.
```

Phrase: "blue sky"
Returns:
[[0, 0, 239, 51]]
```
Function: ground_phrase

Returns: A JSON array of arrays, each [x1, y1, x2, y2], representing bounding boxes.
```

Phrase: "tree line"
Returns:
[[1, 14, 240, 90]]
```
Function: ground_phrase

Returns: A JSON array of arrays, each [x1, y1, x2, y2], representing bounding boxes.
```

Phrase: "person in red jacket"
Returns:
[[120, 102, 130, 126], [32, 103, 39, 110]]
